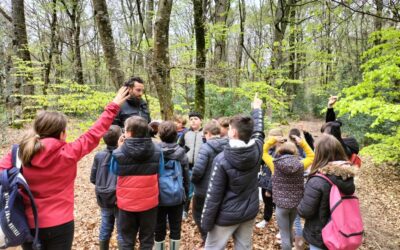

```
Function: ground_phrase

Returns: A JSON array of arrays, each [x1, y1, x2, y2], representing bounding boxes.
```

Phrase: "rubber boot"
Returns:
[[170, 239, 181, 250], [154, 240, 166, 250], [294, 236, 305, 250], [99, 240, 110, 250]]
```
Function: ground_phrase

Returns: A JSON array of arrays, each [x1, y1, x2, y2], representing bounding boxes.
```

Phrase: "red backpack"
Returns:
[[316, 173, 364, 250]]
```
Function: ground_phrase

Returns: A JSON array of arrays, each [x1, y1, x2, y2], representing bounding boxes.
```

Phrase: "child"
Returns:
[[0, 87, 129, 249], [191, 120, 228, 247], [174, 115, 188, 142], [217, 117, 230, 138], [155, 121, 190, 250], [178, 111, 203, 219], [112, 116, 161, 250], [90, 125, 122, 250], [201, 94, 264, 249], [263, 134, 314, 250], [298, 134, 356, 250]]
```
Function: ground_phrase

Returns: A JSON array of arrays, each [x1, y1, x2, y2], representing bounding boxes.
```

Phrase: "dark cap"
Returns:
[[188, 111, 203, 120]]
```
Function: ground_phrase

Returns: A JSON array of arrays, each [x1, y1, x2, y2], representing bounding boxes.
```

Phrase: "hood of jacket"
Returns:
[[207, 137, 228, 153], [224, 139, 260, 171], [120, 137, 155, 160], [160, 142, 185, 160], [30, 138, 66, 168], [319, 161, 356, 195], [273, 154, 303, 175]]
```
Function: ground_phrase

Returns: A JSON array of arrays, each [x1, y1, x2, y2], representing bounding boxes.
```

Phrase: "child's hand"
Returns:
[[118, 135, 125, 147], [328, 96, 338, 108], [251, 92, 263, 109], [265, 191, 271, 197], [290, 135, 302, 144], [113, 87, 130, 106]]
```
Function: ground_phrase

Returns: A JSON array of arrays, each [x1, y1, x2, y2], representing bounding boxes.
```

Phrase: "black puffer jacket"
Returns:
[[160, 142, 190, 200], [201, 109, 264, 232], [112, 98, 151, 127], [297, 161, 356, 249], [191, 137, 228, 198]]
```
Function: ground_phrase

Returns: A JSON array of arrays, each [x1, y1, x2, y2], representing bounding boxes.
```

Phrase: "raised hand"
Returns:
[[113, 87, 130, 106], [328, 96, 338, 108], [251, 92, 263, 109]]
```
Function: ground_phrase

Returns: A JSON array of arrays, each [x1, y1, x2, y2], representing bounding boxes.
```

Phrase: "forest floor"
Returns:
[[1, 119, 399, 250]]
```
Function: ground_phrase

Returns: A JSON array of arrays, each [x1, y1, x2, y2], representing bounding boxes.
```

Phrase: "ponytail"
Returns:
[[19, 130, 44, 166]]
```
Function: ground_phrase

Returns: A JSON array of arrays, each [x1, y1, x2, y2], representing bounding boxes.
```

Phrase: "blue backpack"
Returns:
[[158, 152, 185, 206], [95, 152, 117, 208], [0, 145, 40, 249]]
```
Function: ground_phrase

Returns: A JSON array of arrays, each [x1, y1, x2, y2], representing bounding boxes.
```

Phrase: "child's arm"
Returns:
[[250, 93, 265, 143], [201, 158, 228, 232], [326, 96, 338, 122], [90, 153, 100, 185], [262, 138, 276, 174], [181, 154, 190, 198], [62, 88, 129, 162], [191, 144, 210, 184], [299, 139, 315, 169]]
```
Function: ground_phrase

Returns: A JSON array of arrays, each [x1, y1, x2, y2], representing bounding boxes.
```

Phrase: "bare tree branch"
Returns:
[[0, 6, 12, 22]]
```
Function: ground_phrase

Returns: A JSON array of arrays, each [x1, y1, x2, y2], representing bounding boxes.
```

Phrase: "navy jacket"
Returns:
[[297, 162, 356, 249], [191, 137, 229, 198], [201, 109, 264, 232], [112, 98, 151, 127]]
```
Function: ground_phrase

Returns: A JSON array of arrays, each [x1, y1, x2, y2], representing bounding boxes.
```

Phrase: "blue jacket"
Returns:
[[191, 137, 228, 198], [201, 109, 264, 232]]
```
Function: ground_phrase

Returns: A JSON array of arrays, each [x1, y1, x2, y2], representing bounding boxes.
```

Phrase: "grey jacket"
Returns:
[[183, 129, 204, 167]]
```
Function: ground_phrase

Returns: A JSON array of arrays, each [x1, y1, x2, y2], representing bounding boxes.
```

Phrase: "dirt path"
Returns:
[[1, 121, 399, 249]]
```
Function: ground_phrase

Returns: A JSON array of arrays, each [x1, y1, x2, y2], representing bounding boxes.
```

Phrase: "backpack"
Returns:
[[316, 173, 363, 250], [158, 152, 185, 206], [350, 154, 362, 168], [0, 145, 40, 249], [94, 151, 117, 208]]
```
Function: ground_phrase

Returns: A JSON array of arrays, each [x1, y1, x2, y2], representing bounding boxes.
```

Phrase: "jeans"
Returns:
[[310, 244, 325, 250], [99, 207, 123, 241], [118, 207, 158, 250], [205, 219, 254, 250], [294, 213, 303, 237], [276, 206, 297, 250], [184, 169, 194, 213], [192, 195, 207, 241], [261, 188, 275, 222], [155, 204, 183, 241], [22, 221, 74, 250]]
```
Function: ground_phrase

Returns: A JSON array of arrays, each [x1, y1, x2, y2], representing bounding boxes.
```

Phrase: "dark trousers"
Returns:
[[192, 195, 207, 241], [118, 207, 158, 250], [22, 221, 74, 250], [155, 204, 183, 241], [261, 188, 275, 222]]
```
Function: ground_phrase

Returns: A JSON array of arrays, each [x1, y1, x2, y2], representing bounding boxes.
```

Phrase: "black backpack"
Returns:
[[94, 151, 117, 208]]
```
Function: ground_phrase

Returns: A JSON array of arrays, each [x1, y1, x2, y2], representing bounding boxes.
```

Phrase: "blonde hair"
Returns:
[[204, 121, 221, 135], [268, 128, 283, 137], [310, 134, 348, 175], [173, 115, 187, 126], [19, 111, 67, 166]]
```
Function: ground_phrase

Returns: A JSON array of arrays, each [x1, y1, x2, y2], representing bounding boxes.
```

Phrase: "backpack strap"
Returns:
[[314, 173, 335, 186], [11, 145, 41, 250], [159, 150, 165, 176]]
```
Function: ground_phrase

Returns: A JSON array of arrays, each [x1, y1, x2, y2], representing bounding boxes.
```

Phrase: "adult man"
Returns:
[[113, 77, 151, 127]]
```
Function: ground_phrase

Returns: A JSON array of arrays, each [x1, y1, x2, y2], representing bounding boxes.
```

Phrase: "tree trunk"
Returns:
[[235, 0, 245, 87], [374, 0, 383, 45], [12, 0, 34, 95], [145, 0, 154, 39], [193, 0, 206, 115], [43, 0, 58, 95], [93, 0, 125, 90], [151, 0, 174, 120]]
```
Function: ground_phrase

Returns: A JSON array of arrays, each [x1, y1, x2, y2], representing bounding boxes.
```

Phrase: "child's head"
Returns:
[[103, 125, 122, 147], [158, 121, 178, 143], [228, 115, 254, 143], [288, 128, 301, 143], [310, 134, 348, 175], [204, 121, 221, 140], [124, 116, 149, 138], [188, 111, 203, 131], [173, 115, 187, 131], [19, 111, 67, 166], [268, 128, 286, 146], [149, 121, 160, 138], [276, 141, 298, 156], [321, 121, 342, 142], [217, 117, 230, 137]]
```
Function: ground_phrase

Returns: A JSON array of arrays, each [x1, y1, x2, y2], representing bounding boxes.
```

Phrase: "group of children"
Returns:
[[0, 88, 360, 250]]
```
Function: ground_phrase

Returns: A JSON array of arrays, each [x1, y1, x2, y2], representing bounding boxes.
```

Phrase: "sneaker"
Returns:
[[182, 211, 188, 220], [256, 220, 267, 229]]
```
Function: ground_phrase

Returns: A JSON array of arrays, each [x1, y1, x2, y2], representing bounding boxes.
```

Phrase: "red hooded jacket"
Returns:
[[0, 102, 120, 228]]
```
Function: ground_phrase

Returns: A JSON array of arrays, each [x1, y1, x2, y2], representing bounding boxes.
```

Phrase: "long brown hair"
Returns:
[[19, 111, 67, 166], [310, 134, 348, 175]]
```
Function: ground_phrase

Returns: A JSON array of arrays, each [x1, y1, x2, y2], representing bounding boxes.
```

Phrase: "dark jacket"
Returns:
[[258, 162, 272, 192], [201, 109, 264, 232], [90, 145, 117, 185], [272, 155, 304, 209], [297, 162, 356, 249], [191, 137, 229, 198], [113, 137, 161, 212], [112, 98, 151, 127], [160, 142, 190, 200]]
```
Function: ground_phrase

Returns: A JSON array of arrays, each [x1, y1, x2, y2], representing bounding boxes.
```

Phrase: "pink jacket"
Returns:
[[0, 102, 120, 228]]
